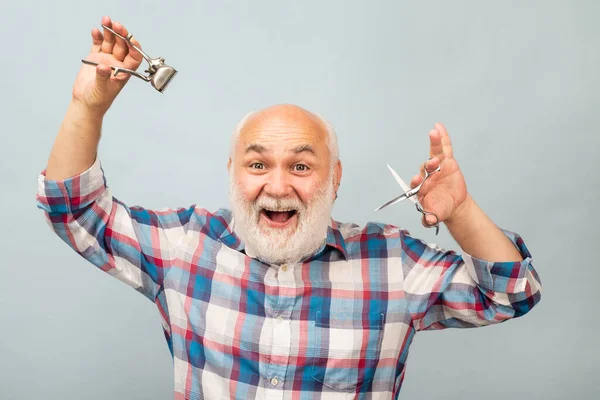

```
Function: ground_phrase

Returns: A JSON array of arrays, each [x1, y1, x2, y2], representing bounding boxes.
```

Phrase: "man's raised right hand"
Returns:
[[73, 16, 143, 116]]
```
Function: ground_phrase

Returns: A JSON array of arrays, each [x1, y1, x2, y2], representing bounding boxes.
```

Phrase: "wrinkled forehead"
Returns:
[[236, 108, 329, 155]]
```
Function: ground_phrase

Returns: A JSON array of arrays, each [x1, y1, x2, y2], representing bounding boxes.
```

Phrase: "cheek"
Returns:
[[293, 180, 324, 204], [235, 174, 263, 201]]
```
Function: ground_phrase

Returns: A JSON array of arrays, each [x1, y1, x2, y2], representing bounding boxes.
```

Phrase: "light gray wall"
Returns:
[[2, 1, 598, 399]]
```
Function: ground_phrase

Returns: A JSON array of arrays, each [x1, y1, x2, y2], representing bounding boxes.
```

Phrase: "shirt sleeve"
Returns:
[[36, 158, 195, 301], [400, 229, 542, 332]]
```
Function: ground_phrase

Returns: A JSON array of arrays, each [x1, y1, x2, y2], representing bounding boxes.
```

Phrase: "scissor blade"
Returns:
[[387, 164, 418, 205], [374, 193, 409, 212]]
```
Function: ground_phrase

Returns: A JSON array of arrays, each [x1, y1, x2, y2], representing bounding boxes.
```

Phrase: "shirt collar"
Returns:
[[323, 218, 349, 260], [218, 212, 348, 261]]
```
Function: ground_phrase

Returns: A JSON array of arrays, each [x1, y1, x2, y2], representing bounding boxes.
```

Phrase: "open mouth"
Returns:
[[260, 208, 298, 227]]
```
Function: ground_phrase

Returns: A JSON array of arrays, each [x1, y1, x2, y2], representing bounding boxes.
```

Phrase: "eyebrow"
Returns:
[[291, 144, 316, 155], [244, 143, 270, 154], [244, 143, 316, 156]]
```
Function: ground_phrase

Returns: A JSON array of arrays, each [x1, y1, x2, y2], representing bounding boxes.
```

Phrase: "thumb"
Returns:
[[423, 213, 438, 227], [94, 64, 112, 92]]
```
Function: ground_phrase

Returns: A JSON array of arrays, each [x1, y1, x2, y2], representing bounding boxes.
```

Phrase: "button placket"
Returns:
[[265, 263, 294, 396]]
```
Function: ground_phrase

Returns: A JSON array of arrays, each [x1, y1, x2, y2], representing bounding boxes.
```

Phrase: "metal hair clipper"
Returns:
[[81, 24, 177, 93]]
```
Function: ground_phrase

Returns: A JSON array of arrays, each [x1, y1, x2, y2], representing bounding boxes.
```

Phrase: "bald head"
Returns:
[[230, 104, 339, 163]]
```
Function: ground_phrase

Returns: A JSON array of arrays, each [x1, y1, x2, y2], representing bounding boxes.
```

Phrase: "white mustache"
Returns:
[[254, 196, 305, 213]]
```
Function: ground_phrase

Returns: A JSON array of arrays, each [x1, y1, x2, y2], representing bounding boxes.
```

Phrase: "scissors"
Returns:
[[81, 24, 178, 93], [374, 160, 442, 235]]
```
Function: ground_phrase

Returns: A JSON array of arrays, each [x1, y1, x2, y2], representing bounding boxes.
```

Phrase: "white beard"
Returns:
[[228, 169, 335, 265]]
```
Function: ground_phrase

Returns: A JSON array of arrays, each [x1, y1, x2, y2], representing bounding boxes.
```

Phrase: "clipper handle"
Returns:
[[80, 60, 151, 82]]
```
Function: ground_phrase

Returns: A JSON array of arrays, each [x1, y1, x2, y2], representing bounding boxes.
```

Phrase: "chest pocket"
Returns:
[[310, 310, 385, 393]]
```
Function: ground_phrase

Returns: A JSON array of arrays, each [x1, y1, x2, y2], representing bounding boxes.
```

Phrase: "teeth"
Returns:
[[263, 208, 295, 212]]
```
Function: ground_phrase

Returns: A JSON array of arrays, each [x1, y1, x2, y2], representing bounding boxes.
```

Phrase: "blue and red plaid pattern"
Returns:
[[36, 158, 542, 399]]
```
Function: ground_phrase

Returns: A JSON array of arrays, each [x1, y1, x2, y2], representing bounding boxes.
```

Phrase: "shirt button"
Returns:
[[270, 377, 279, 386], [281, 265, 287, 272]]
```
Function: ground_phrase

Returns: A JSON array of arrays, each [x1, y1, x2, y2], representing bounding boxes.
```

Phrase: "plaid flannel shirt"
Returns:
[[36, 157, 542, 399]]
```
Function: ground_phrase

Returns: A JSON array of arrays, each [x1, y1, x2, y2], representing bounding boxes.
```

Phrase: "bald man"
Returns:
[[37, 17, 542, 400]]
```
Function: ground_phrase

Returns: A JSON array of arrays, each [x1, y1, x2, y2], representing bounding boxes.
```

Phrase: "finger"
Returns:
[[422, 213, 438, 227], [95, 64, 112, 93], [421, 192, 452, 226], [434, 122, 453, 158], [123, 36, 143, 68], [429, 128, 444, 159], [410, 174, 423, 189], [419, 157, 441, 177], [413, 157, 441, 196], [91, 28, 103, 52], [101, 16, 116, 54], [111, 21, 129, 62]]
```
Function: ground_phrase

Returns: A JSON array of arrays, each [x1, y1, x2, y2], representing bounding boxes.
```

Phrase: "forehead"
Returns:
[[236, 108, 328, 154]]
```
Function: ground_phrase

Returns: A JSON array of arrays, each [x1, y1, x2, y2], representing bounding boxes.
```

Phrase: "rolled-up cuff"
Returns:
[[36, 157, 106, 214], [462, 229, 536, 294]]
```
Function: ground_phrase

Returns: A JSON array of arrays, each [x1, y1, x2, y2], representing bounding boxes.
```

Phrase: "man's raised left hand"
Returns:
[[410, 123, 472, 227]]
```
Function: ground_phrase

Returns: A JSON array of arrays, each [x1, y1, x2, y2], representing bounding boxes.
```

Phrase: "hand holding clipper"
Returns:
[[81, 24, 177, 93]]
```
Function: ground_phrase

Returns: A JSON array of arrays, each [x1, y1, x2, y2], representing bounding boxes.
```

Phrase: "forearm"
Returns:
[[45, 100, 104, 180], [444, 195, 523, 262]]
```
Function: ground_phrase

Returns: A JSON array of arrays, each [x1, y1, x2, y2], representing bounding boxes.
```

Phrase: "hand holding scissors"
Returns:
[[374, 160, 442, 234], [375, 123, 469, 234]]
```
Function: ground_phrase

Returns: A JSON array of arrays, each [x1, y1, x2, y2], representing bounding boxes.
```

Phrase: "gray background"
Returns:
[[2, 1, 598, 399]]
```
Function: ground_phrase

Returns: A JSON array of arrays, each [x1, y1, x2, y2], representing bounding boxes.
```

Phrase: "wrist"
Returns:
[[70, 98, 108, 122], [445, 194, 476, 227]]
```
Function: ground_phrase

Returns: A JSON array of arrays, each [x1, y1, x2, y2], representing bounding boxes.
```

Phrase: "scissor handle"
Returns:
[[416, 203, 440, 235], [423, 159, 442, 178], [411, 159, 441, 192]]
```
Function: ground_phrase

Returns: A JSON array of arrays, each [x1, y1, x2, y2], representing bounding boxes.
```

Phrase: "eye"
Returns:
[[250, 162, 265, 170], [293, 164, 309, 172]]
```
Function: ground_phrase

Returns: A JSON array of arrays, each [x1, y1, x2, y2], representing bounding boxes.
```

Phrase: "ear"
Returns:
[[333, 159, 342, 195], [227, 158, 232, 172]]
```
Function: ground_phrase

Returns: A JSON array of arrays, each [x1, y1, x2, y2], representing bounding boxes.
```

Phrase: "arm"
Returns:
[[37, 17, 192, 300], [45, 101, 103, 180], [445, 195, 523, 262], [37, 158, 195, 301], [409, 122, 534, 263], [401, 227, 541, 331], [46, 16, 142, 180], [402, 123, 542, 330]]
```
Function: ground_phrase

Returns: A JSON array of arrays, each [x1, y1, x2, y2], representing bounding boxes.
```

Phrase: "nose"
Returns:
[[263, 169, 294, 198]]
